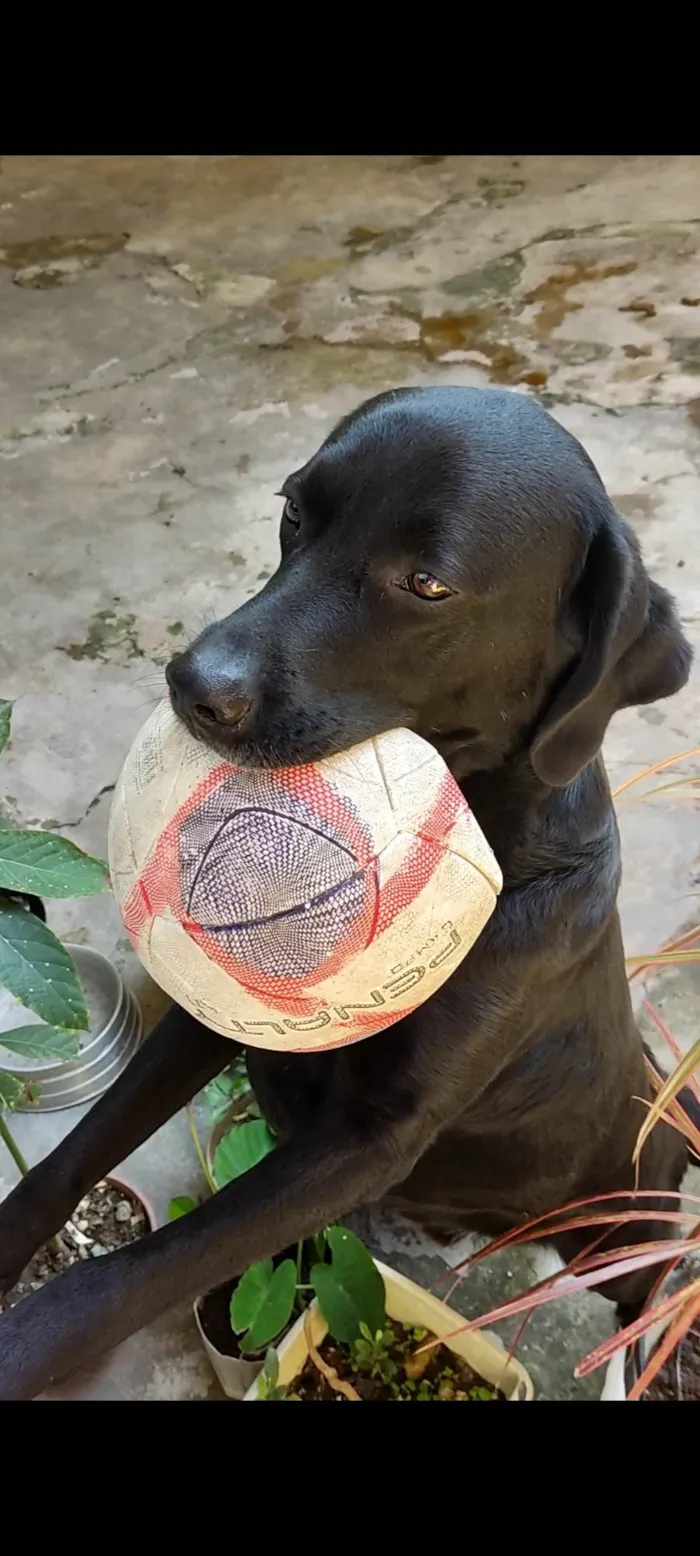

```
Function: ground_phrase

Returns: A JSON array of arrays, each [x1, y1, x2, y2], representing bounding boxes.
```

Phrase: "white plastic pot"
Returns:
[[193, 1294, 264, 1399]]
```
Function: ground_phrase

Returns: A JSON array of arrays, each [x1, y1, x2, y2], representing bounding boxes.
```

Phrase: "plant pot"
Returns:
[[0, 945, 143, 1111], [193, 1289, 264, 1399], [244, 1259, 534, 1401], [104, 1171, 158, 1235]]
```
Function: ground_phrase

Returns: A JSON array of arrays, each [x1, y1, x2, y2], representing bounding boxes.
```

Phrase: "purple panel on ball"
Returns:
[[178, 775, 367, 977]]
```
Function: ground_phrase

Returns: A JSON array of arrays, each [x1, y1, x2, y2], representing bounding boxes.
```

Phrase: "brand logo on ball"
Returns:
[[187, 920, 463, 1042]]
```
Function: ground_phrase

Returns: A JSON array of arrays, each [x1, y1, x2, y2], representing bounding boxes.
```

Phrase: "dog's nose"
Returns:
[[166, 652, 254, 735]]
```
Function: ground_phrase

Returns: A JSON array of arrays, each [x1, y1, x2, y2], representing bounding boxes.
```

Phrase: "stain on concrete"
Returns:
[[619, 297, 656, 319], [523, 261, 637, 339], [442, 250, 526, 301], [538, 224, 609, 241], [60, 609, 144, 662], [613, 491, 660, 520], [166, 620, 184, 636], [472, 176, 525, 206], [0, 232, 129, 288], [388, 302, 539, 386], [277, 256, 344, 284], [342, 223, 426, 258], [235, 453, 251, 474], [228, 550, 246, 566], [669, 338, 700, 372], [687, 397, 700, 431]]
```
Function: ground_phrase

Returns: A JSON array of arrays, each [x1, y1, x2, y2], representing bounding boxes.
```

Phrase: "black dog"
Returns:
[[0, 386, 695, 1399]]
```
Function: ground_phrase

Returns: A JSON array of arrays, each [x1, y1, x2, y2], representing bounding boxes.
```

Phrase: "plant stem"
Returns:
[[186, 1102, 218, 1196], [0, 1112, 30, 1176], [294, 1239, 308, 1313]]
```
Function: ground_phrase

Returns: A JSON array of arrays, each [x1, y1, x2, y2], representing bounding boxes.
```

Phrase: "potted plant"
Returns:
[[0, 698, 156, 1314], [0, 700, 142, 1112], [178, 1077, 533, 1401], [434, 1021, 700, 1402]]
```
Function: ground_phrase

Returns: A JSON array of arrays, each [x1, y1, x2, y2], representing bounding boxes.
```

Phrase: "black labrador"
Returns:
[[0, 386, 695, 1400]]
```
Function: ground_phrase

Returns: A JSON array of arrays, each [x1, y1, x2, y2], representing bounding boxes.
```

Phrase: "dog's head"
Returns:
[[167, 387, 692, 786]]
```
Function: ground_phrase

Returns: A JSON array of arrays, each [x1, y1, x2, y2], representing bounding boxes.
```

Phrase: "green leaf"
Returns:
[[0, 1024, 79, 1060], [0, 701, 12, 755], [310, 1225, 386, 1344], [0, 830, 109, 899], [0, 901, 89, 1031], [0, 1068, 23, 1109], [212, 1117, 277, 1188], [230, 1257, 297, 1352], [263, 1347, 279, 1387], [168, 1195, 197, 1221]]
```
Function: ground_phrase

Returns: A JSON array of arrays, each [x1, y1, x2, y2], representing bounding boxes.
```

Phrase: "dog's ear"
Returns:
[[530, 517, 692, 788]]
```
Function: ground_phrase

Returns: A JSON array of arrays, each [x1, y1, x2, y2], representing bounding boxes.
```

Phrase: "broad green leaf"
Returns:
[[0, 1024, 79, 1060], [0, 1068, 23, 1109], [231, 1257, 296, 1352], [0, 901, 88, 1031], [310, 1225, 385, 1344], [168, 1195, 197, 1221], [212, 1117, 277, 1188], [0, 701, 12, 755], [0, 830, 109, 898], [230, 1258, 274, 1332]]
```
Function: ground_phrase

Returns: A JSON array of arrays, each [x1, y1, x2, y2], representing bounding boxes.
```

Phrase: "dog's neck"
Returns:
[[451, 749, 616, 888]]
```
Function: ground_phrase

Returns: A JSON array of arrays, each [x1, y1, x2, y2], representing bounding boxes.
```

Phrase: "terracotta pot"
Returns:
[[193, 1293, 264, 1399], [244, 1258, 534, 1401], [103, 1171, 158, 1234]]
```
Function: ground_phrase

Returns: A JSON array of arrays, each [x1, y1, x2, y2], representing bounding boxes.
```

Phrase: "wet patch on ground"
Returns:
[[59, 608, 144, 662]]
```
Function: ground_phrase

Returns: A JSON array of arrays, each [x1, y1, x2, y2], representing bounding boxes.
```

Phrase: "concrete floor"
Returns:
[[0, 155, 698, 1400]]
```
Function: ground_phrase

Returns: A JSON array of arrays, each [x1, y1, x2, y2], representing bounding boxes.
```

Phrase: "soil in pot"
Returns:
[[0, 1181, 149, 1313], [198, 1278, 246, 1359], [295, 1319, 504, 1401], [642, 1323, 700, 1402]]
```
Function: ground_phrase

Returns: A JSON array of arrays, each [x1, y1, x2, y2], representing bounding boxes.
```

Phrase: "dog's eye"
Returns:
[[282, 498, 301, 530], [399, 572, 453, 601]]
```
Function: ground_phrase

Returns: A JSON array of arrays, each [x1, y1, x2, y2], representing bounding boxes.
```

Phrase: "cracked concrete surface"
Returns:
[[1, 155, 698, 1400]]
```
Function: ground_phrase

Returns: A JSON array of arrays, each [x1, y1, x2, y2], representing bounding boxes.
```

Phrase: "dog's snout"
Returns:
[[166, 650, 254, 737]]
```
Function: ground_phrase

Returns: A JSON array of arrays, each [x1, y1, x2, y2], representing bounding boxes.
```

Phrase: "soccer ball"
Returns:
[[108, 701, 502, 1053]]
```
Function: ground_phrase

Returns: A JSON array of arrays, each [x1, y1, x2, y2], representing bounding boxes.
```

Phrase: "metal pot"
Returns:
[[0, 944, 143, 1111]]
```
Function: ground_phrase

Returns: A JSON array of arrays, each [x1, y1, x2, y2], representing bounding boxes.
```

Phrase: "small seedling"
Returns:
[[256, 1347, 299, 1401], [351, 1321, 398, 1383]]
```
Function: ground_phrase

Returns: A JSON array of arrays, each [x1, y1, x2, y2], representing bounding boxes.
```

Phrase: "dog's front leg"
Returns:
[[0, 1116, 422, 1399], [0, 1003, 232, 1297]]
